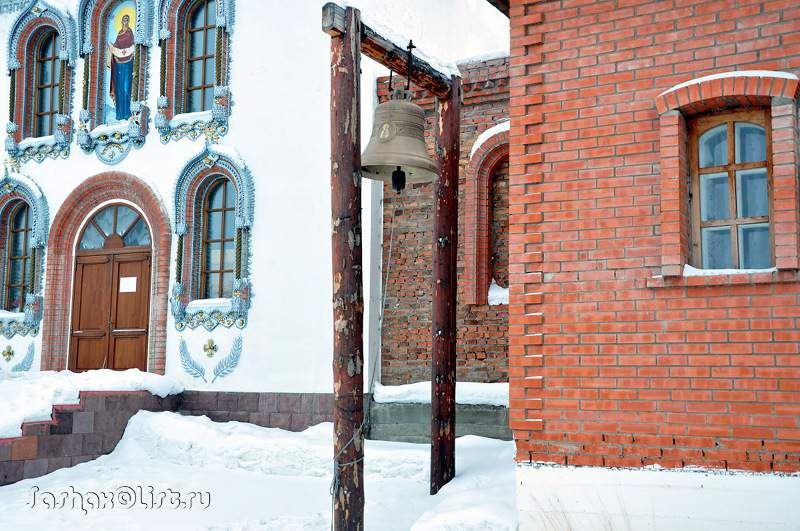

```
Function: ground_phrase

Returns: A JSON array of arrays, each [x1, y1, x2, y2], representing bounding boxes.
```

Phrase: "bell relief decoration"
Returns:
[[5, 1, 79, 164], [155, 0, 235, 144], [170, 144, 253, 331], [76, 0, 154, 164]]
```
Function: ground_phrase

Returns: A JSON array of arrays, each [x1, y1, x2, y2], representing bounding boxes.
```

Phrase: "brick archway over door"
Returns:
[[42, 172, 171, 373]]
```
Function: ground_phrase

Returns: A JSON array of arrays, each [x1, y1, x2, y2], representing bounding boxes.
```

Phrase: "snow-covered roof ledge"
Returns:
[[325, 2, 460, 83], [455, 48, 510, 66], [470, 120, 509, 159]]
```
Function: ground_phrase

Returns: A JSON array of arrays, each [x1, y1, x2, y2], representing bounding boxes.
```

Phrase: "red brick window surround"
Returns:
[[464, 122, 510, 305], [657, 71, 800, 278], [42, 173, 172, 373]]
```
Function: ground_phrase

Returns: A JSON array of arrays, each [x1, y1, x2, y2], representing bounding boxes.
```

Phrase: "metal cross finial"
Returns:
[[406, 40, 416, 90]]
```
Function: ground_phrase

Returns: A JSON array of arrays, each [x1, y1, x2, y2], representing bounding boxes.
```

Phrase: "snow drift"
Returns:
[[0, 369, 183, 438], [0, 411, 517, 530]]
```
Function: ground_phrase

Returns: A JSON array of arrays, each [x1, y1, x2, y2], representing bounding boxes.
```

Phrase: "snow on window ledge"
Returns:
[[487, 279, 509, 306], [169, 110, 214, 128], [0, 310, 26, 323], [648, 264, 797, 288], [185, 298, 233, 314], [89, 121, 129, 138], [682, 264, 777, 277], [16, 135, 57, 149], [373, 381, 509, 407]]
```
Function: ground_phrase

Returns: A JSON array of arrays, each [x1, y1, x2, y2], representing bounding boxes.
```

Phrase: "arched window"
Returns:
[[6, 1, 77, 162], [78, 204, 151, 251], [200, 178, 235, 298], [170, 147, 253, 330], [490, 159, 509, 289], [690, 110, 772, 269], [156, 0, 233, 142], [4, 203, 33, 312], [0, 172, 49, 338], [464, 122, 509, 304], [34, 31, 62, 138], [185, 0, 217, 113]]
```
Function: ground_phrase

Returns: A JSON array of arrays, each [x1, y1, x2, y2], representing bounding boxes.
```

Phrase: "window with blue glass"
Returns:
[[691, 109, 771, 269]]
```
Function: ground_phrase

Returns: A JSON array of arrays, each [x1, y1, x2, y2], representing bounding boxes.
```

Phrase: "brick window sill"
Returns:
[[648, 268, 800, 288]]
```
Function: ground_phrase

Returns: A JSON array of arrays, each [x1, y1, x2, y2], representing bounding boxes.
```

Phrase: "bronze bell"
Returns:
[[362, 88, 439, 192]]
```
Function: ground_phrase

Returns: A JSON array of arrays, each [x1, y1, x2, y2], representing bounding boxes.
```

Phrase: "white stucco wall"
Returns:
[[0, 1, 508, 391]]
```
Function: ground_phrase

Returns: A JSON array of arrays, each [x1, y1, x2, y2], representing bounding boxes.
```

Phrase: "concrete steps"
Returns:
[[367, 401, 511, 444]]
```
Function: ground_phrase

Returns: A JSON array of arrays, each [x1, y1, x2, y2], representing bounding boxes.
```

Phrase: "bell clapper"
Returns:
[[391, 166, 406, 193]]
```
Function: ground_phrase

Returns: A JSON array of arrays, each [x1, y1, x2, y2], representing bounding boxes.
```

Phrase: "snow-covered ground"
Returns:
[[0, 370, 183, 438], [518, 463, 800, 530], [373, 381, 509, 407], [0, 411, 517, 530]]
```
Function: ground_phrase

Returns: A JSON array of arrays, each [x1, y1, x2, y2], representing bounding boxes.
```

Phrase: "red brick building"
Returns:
[[379, 56, 511, 385], [503, 0, 800, 474]]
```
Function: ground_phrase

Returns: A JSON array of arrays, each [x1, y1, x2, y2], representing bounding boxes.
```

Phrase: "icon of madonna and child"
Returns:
[[104, 2, 136, 124]]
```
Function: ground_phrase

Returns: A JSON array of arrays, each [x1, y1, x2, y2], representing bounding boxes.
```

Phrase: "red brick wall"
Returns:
[[510, 0, 800, 472], [379, 57, 510, 384]]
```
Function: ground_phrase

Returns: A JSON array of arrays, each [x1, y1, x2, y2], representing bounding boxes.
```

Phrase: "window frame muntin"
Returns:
[[199, 177, 235, 299], [3, 201, 32, 312], [689, 108, 774, 269], [76, 203, 151, 256], [31, 28, 61, 138], [183, 0, 217, 114]]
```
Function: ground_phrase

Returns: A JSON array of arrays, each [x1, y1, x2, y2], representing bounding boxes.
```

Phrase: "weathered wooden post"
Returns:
[[430, 75, 462, 495], [328, 6, 364, 529]]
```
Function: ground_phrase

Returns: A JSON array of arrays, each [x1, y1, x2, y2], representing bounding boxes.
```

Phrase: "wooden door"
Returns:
[[69, 204, 152, 372], [69, 255, 113, 371], [108, 253, 150, 370]]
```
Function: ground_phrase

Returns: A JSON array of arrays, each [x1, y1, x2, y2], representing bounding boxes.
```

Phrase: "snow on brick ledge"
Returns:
[[683, 264, 777, 277], [373, 381, 509, 407], [487, 279, 509, 305], [0, 369, 183, 438]]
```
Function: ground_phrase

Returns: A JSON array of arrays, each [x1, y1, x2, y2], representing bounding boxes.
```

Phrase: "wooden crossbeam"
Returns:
[[322, 2, 453, 97]]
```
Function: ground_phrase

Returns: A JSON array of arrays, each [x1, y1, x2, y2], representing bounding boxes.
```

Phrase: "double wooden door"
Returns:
[[69, 252, 151, 371], [68, 204, 152, 372]]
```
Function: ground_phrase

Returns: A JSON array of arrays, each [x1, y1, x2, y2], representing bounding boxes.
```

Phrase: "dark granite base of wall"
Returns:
[[0, 391, 179, 486], [177, 391, 335, 431]]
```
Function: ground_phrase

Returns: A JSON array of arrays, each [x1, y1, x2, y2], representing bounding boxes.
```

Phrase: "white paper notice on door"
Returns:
[[119, 277, 137, 293]]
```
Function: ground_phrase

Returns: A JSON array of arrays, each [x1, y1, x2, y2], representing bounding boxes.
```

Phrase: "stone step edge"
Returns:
[[0, 390, 153, 446]]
